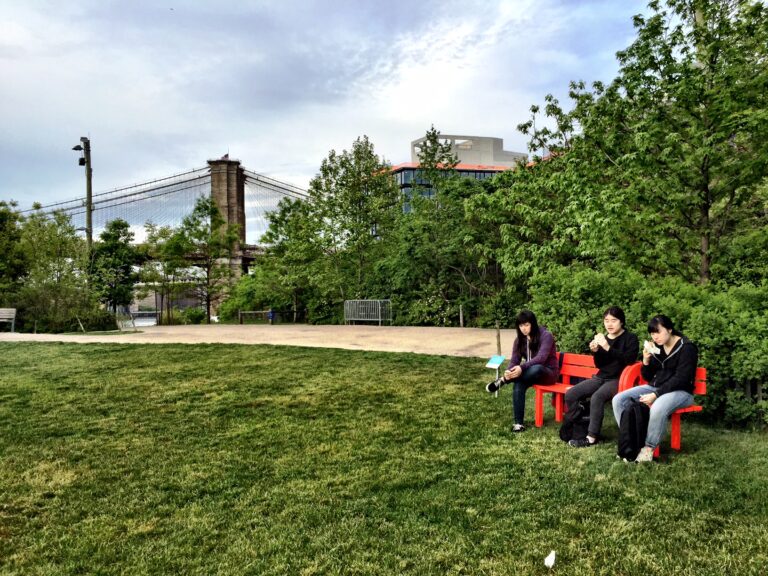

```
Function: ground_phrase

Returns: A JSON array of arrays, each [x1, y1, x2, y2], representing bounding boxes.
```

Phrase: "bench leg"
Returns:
[[670, 413, 682, 451], [652, 414, 682, 458], [535, 389, 544, 428], [554, 393, 564, 422]]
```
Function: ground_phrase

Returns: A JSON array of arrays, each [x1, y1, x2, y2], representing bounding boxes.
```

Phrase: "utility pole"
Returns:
[[82, 137, 93, 253], [72, 137, 93, 253]]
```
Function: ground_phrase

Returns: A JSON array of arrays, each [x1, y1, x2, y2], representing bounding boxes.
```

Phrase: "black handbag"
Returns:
[[559, 400, 590, 442]]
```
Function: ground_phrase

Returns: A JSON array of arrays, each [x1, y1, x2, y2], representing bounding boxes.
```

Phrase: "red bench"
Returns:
[[618, 362, 707, 456], [534, 353, 598, 427]]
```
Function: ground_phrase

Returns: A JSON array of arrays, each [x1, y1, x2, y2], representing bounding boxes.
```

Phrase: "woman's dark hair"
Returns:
[[647, 314, 675, 334], [603, 306, 626, 327], [515, 310, 541, 357]]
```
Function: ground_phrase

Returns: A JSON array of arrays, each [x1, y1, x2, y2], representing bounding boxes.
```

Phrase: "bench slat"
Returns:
[[561, 365, 600, 378], [560, 353, 596, 367]]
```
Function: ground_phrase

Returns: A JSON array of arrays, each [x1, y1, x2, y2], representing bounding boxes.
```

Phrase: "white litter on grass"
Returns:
[[544, 550, 556, 568]]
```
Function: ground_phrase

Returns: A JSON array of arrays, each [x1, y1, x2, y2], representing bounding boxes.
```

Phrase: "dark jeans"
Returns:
[[510, 364, 557, 425], [564, 376, 618, 438]]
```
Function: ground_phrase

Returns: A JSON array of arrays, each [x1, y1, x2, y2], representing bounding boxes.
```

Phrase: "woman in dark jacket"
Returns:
[[486, 310, 558, 432], [612, 314, 698, 462], [565, 306, 639, 447]]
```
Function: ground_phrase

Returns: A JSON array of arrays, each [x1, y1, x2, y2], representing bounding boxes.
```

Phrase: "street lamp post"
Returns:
[[72, 137, 93, 253]]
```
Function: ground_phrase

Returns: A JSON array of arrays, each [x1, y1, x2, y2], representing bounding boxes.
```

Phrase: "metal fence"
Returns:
[[343, 300, 392, 325], [238, 309, 307, 324]]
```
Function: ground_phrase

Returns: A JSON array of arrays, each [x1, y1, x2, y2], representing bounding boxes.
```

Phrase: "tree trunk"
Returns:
[[700, 206, 711, 283], [694, 4, 712, 284]]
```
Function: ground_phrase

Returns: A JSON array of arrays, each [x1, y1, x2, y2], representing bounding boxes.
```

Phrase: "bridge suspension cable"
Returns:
[[22, 164, 310, 245], [243, 170, 308, 243], [20, 167, 210, 214]]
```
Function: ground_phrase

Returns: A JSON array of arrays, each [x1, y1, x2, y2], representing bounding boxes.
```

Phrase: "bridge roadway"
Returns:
[[0, 324, 517, 359]]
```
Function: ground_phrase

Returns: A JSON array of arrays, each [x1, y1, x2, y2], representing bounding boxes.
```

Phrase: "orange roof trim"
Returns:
[[390, 162, 512, 172]]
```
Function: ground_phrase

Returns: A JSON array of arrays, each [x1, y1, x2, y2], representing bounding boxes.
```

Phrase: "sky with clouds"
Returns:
[[0, 0, 650, 209]]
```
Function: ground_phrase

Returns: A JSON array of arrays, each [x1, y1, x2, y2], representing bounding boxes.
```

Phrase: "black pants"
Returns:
[[564, 376, 618, 438], [510, 364, 557, 425]]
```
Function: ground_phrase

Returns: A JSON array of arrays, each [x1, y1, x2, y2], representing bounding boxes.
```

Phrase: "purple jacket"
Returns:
[[508, 327, 559, 377]]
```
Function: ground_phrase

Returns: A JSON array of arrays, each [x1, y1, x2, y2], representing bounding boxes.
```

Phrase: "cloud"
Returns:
[[0, 0, 649, 213]]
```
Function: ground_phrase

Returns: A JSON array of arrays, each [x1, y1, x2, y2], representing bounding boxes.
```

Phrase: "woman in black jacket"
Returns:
[[612, 314, 698, 462], [565, 306, 639, 447]]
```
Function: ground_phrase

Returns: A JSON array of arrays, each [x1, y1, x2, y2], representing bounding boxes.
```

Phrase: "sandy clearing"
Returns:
[[0, 324, 517, 359]]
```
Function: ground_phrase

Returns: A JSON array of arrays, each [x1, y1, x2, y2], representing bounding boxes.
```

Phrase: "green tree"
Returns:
[[18, 210, 91, 331], [139, 223, 188, 325], [517, 0, 768, 283], [411, 125, 459, 191], [0, 201, 27, 305], [176, 196, 238, 323], [387, 127, 516, 326], [92, 219, 140, 313], [308, 135, 401, 304], [258, 197, 321, 320]]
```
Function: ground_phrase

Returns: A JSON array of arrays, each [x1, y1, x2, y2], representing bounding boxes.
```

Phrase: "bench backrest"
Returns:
[[618, 362, 707, 395], [0, 308, 16, 321], [693, 367, 707, 395], [558, 352, 598, 385]]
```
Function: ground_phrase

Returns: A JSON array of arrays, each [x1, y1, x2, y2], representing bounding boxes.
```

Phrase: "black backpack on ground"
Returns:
[[617, 399, 650, 460], [559, 400, 591, 442]]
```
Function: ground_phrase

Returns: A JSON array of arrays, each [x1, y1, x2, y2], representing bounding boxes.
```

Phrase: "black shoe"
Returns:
[[512, 424, 526, 433], [569, 437, 597, 448], [486, 377, 507, 393]]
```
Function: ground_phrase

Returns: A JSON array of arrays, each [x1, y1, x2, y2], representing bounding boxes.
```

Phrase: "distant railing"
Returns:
[[238, 309, 306, 324], [343, 300, 392, 326]]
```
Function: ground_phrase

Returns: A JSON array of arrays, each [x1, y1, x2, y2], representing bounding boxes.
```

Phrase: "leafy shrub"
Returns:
[[475, 288, 525, 329], [398, 281, 458, 326], [529, 263, 644, 352], [219, 270, 295, 322], [159, 308, 184, 326], [182, 307, 206, 325], [78, 309, 118, 332], [305, 296, 342, 325], [724, 390, 758, 427]]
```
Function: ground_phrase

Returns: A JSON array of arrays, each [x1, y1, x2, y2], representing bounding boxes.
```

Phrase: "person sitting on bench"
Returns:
[[486, 310, 558, 432], [611, 314, 698, 462], [565, 306, 639, 447]]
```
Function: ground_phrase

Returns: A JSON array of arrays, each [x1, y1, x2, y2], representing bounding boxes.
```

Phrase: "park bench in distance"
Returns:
[[618, 362, 707, 457], [0, 308, 16, 332]]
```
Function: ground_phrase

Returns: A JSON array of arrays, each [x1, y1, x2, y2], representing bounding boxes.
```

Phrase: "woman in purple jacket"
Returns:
[[486, 310, 559, 432]]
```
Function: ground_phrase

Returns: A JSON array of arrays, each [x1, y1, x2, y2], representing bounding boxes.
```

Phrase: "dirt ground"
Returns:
[[0, 324, 517, 359]]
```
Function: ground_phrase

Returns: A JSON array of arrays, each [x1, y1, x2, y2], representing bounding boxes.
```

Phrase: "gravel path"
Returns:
[[0, 324, 517, 359]]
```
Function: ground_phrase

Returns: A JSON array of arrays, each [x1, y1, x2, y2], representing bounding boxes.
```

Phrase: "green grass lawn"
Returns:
[[0, 343, 766, 575]]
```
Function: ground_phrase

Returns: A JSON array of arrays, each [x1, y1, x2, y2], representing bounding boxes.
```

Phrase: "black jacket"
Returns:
[[640, 334, 698, 396], [593, 330, 639, 379]]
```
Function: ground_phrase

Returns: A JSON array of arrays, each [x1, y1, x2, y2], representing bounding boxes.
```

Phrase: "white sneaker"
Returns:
[[635, 446, 655, 463]]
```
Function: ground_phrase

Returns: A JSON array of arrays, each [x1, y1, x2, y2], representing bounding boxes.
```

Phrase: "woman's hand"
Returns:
[[639, 392, 657, 406], [642, 347, 651, 365], [589, 339, 600, 352], [594, 333, 609, 350], [505, 366, 522, 380]]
